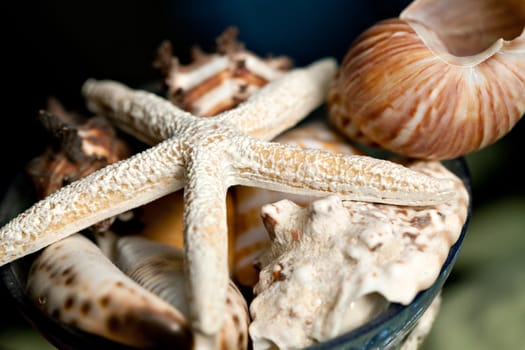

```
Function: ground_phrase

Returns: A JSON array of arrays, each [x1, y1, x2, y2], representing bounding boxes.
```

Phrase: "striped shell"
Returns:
[[106, 234, 250, 350], [154, 27, 292, 117], [233, 120, 362, 287], [328, 0, 525, 159]]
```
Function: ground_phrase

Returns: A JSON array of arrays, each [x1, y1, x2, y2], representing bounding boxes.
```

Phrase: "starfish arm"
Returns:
[[182, 157, 230, 341], [219, 58, 338, 140], [0, 138, 186, 266], [82, 79, 195, 145], [233, 139, 457, 206]]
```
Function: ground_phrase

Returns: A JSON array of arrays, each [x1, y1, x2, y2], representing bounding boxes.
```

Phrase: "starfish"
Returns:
[[0, 58, 455, 346]]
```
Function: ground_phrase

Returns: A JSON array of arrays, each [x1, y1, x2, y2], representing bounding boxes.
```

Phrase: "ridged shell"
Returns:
[[329, 0, 525, 159], [233, 120, 362, 287], [106, 234, 250, 350], [133, 191, 238, 270], [155, 27, 292, 117]]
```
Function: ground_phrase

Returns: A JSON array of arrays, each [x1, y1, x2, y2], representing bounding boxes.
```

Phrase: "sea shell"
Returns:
[[249, 160, 469, 349], [154, 26, 292, 117], [26, 98, 131, 199], [99, 233, 250, 350], [233, 120, 363, 287], [25, 99, 132, 235], [328, 0, 525, 159], [26, 234, 192, 348]]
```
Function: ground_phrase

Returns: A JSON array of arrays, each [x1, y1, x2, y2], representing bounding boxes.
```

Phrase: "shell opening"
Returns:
[[401, 0, 525, 58]]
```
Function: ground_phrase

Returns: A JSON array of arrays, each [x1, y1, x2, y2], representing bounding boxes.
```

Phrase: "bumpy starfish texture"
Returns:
[[0, 58, 456, 344]]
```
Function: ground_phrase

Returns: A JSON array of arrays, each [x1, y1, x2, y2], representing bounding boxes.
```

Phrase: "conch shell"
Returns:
[[328, 0, 525, 159], [249, 160, 469, 349]]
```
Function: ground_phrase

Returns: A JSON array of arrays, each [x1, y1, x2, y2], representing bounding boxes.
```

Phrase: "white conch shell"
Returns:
[[328, 0, 525, 159], [102, 234, 250, 350], [25, 234, 192, 348], [233, 120, 363, 287], [249, 160, 469, 349]]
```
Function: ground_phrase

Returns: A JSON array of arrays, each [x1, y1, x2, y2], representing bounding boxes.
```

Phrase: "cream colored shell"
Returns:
[[329, 0, 525, 159], [104, 234, 250, 350], [249, 160, 469, 349]]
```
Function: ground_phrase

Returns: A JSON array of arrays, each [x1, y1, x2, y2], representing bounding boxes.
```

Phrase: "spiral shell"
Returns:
[[328, 0, 525, 159]]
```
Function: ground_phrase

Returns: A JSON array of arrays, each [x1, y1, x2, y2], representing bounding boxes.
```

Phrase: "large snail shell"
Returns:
[[329, 0, 525, 159]]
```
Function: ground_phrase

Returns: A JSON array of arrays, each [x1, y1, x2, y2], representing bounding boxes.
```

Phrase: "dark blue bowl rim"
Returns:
[[0, 157, 472, 350]]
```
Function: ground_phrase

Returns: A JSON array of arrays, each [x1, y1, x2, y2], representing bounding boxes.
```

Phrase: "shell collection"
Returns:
[[2, 4, 508, 346], [0, 26, 457, 349], [328, 0, 525, 159]]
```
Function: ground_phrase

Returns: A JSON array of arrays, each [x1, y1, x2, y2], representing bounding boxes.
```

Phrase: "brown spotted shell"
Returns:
[[328, 0, 525, 159], [109, 235, 250, 350], [26, 234, 192, 349]]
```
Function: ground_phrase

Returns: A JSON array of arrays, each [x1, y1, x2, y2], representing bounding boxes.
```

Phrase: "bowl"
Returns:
[[0, 157, 471, 350]]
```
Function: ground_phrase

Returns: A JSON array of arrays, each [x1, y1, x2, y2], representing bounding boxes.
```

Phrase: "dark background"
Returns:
[[3, 1, 524, 198], [2, 0, 417, 192], [1, 1, 524, 349]]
